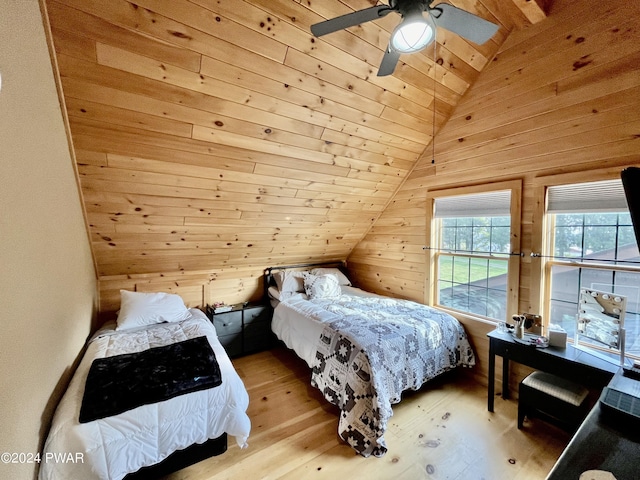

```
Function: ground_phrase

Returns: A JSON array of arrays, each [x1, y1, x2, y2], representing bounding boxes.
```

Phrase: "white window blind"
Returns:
[[434, 190, 511, 218], [547, 180, 627, 213]]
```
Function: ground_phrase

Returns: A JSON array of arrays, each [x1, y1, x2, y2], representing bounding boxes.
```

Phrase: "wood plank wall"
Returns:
[[41, 0, 543, 316], [348, 0, 640, 388]]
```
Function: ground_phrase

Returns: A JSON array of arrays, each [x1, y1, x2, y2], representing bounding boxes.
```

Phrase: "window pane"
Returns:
[[555, 213, 583, 227], [438, 255, 453, 282], [554, 225, 584, 258], [548, 265, 640, 358], [456, 227, 473, 251], [609, 282, 640, 359], [492, 216, 510, 227], [441, 226, 456, 250], [619, 225, 635, 245], [437, 253, 507, 320], [472, 223, 491, 251], [584, 213, 618, 225], [550, 265, 579, 304], [491, 226, 511, 253], [549, 297, 578, 337], [618, 226, 639, 259], [581, 269, 613, 291], [619, 213, 632, 225], [452, 256, 470, 283], [584, 225, 616, 257], [438, 280, 454, 307], [488, 258, 509, 282], [467, 285, 488, 316], [626, 310, 640, 358], [616, 272, 640, 314], [471, 257, 489, 287]]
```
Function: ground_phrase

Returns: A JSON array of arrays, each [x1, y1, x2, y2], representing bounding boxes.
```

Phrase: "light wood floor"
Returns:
[[161, 346, 570, 480]]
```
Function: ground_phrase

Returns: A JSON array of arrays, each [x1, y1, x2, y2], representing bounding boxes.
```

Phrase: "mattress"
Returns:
[[39, 308, 250, 480]]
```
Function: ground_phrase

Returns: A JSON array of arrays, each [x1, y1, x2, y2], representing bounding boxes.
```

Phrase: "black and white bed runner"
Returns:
[[79, 336, 222, 423]]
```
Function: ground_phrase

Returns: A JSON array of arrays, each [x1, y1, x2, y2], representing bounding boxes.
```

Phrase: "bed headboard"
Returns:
[[263, 261, 347, 300]]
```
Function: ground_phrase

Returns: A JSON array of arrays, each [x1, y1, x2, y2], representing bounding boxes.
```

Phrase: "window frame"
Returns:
[[426, 179, 522, 323], [534, 169, 640, 360]]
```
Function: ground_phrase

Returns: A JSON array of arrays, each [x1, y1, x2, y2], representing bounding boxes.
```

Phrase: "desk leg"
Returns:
[[488, 341, 495, 412], [502, 357, 510, 400]]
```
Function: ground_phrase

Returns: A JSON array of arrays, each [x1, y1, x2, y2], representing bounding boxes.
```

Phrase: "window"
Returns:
[[544, 179, 640, 360], [427, 181, 521, 322]]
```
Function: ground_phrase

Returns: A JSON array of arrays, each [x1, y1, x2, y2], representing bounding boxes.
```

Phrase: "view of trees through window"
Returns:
[[548, 212, 640, 359], [437, 216, 511, 320], [553, 213, 637, 259]]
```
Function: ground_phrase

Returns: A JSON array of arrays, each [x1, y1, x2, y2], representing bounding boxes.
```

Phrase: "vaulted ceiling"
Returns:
[[43, 0, 548, 278]]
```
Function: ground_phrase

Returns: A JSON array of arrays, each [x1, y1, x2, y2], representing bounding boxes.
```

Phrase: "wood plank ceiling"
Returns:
[[43, 0, 546, 278]]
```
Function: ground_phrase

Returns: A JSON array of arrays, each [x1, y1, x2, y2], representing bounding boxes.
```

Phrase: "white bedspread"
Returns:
[[39, 309, 250, 480], [271, 286, 397, 367]]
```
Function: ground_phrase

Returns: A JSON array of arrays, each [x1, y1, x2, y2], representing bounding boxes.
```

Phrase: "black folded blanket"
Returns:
[[79, 336, 222, 423]]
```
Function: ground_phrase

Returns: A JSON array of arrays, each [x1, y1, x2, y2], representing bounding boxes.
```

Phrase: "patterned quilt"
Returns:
[[309, 294, 475, 457]]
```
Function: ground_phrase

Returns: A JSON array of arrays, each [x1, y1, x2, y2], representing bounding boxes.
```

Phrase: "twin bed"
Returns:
[[40, 291, 250, 480], [40, 264, 475, 478]]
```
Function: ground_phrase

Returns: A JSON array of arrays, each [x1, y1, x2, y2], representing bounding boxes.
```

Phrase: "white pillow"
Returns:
[[274, 270, 306, 294], [115, 290, 191, 331], [302, 273, 341, 299], [310, 267, 351, 286]]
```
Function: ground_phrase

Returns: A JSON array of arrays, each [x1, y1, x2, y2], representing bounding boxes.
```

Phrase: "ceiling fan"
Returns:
[[310, 0, 499, 76]]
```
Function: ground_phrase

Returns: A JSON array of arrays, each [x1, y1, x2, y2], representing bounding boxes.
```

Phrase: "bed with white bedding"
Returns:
[[40, 291, 250, 480], [268, 265, 475, 458]]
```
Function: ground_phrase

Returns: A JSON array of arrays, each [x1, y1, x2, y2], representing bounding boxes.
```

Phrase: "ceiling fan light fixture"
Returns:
[[390, 12, 434, 53], [310, 1, 499, 77]]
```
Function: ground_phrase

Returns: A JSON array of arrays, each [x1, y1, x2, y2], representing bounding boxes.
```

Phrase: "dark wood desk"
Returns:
[[487, 330, 618, 412], [546, 371, 640, 479]]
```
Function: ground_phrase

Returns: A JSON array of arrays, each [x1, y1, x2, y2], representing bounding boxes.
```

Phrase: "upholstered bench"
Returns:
[[518, 371, 590, 432]]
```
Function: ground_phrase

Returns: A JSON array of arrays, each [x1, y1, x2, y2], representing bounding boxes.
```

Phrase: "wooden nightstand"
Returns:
[[206, 302, 274, 357]]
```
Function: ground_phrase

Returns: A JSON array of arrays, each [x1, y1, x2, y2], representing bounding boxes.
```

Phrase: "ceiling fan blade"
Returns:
[[311, 5, 395, 37], [431, 3, 499, 45], [377, 47, 400, 76]]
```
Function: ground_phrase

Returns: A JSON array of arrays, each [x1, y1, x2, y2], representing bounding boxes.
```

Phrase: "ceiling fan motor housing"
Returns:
[[390, 0, 432, 16]]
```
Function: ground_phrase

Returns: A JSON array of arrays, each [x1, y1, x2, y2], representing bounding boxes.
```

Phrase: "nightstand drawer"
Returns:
[[244, 319, 270, 337], [244, 320, 274, 353], [212, 311, 242, 336], [244, 305, 270, 324], [217, 334, 242, 357]]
